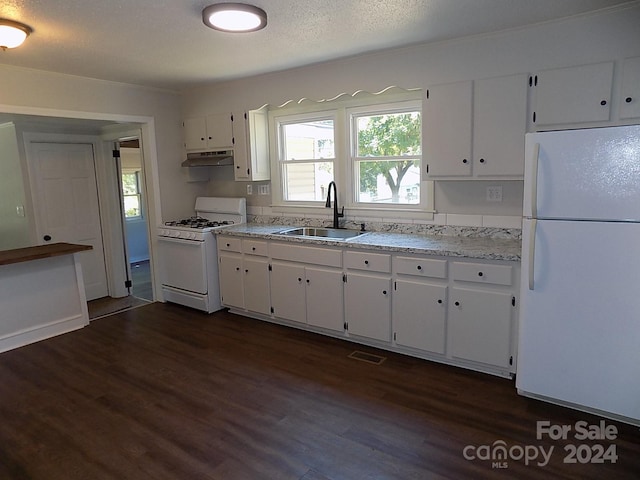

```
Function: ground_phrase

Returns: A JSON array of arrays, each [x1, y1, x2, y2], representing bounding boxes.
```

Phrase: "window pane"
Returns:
[[356, 160, 420, 204], [357, 112, 421, 157], [122, 172, 139, 195], [124, 195, 141, 217], [283, 120, 334, 160], [283, 162, 333, 201]]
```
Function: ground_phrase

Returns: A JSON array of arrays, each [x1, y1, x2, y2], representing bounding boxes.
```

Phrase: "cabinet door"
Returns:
[[345, 273, 391, 341], [473, 74, 527, 177], [218, 253, 244, 308], [243, 257, 270, 315], [306, 266, 344, 332], [620, 56, 640, 120], [449, 287, 512, 368], [233, 110, 270, 181], [270, 261, 306, 322], [184, 117, 207, 150], [534, 62, 613, 126], [206, 113, 234, 149], [393, 280, 446, 354], [423, 81, 472, 177]]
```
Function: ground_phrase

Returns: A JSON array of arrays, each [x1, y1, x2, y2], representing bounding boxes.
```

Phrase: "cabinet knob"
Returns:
[[454, 301, 460, 306], [235, 267, 240, 271], [245, 269, 249, 273], [43, 235, 52, 241], [226, 243, 230, 247], [478, 271, 484, 277], [306, 279, 310, 284], [417, 265, 422, 270], [382, 290, 387, 295], [479, 158, 485, 164], [236, 165, 240, 169], [252, 247, 256, 251], [626, 97, 633, 103], [600, 100, 607, 106], [208, 136, 212, 140], [364, 260, 369, 265], [462, 159, 468, 164], [200, 137, 205, 141], [297, 277, 302, 282], [437, 299, 443, 304]]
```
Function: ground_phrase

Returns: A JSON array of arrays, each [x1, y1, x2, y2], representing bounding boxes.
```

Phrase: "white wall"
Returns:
[[182, 4, 640, 218]]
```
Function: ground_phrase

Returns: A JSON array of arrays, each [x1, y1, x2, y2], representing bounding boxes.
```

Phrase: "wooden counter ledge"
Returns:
[[0, 242, 92, 267]]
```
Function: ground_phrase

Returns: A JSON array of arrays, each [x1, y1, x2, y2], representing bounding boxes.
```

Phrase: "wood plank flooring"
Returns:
[[0, 302, 638, 479]]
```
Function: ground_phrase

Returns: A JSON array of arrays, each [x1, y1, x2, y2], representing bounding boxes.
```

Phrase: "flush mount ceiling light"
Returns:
[[0, 19, 32, 50], [202, 3, 267, 33]]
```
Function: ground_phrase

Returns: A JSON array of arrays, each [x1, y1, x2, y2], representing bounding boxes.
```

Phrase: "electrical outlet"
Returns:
[[486, 186, 503, 202], [258, 184, 270, 195], [246, 184, 253, 195]]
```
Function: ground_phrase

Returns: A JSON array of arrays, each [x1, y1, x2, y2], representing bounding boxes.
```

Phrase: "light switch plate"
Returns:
[[246, 184, 253, 195]]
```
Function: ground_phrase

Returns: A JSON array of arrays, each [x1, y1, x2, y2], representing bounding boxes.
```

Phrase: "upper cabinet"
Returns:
[[423, 73, 528, 179], [183, 109, 270, 182], [620, 56, 640, 120], [532, 61, 614, 127], [183, 113, 234, 151], [233, 109, 270, 182]]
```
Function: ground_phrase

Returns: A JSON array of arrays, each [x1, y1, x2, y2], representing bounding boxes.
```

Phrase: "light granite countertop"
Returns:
[[214, 223, 522, 261]]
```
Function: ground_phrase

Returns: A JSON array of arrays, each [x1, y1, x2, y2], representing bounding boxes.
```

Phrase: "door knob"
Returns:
[[43, 235, 52, 241]]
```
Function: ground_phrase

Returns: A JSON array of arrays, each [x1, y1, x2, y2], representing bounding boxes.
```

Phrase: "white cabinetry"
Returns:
[[218, 236, 270, 315], [218, 241, 243, 309], [184, 113, 234, 151], [344, 251, 391, 342], [269, 242, 344, 331], [620, 56, 640, 120], [233, 110, 270, 181], [532, 62, 614, 127], [447, 261, 516, 370], [423, 74, 527, 179], [392, 257, 447, 354]]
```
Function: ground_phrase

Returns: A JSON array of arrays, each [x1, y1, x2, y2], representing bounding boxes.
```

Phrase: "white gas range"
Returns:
[[157, 197, 246, 313]]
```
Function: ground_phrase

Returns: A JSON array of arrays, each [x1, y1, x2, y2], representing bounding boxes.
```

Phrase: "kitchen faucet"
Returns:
[[325, 181, 344, 229]]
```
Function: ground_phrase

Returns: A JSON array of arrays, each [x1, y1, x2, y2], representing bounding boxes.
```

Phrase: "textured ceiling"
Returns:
[[0, 0, 634, 91]]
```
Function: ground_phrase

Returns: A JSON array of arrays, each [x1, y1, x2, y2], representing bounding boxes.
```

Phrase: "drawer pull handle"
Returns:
[[417, 265, 422, 270]]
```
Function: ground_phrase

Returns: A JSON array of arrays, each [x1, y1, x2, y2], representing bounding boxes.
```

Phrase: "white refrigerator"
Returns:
[[517, 124, 640, 426]]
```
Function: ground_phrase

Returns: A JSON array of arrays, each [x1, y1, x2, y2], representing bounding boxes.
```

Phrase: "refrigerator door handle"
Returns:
[[528, 219, 537, 290], [530, 143, 540, 218]]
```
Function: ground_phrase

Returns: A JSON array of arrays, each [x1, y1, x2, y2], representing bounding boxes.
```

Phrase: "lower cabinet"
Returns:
[[448, 287, 513, 368], [270, 261, 306, 322], [217, 235, 519, 377], [393, 279, 447, 354], [344, 273, 391, 342]]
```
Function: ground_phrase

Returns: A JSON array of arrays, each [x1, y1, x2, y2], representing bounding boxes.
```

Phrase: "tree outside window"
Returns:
[[353, 109, 421, 204]]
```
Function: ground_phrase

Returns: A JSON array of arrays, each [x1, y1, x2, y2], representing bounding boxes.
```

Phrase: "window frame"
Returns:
[[347, 100, 424, 210], [121, 169, 143, 220], [269, 92, 434, 220]]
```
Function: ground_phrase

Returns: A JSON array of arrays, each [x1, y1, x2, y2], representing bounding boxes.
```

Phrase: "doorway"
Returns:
[[117, 137, 153, 302]]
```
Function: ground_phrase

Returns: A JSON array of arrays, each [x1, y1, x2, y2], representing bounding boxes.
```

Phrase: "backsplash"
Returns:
[[247, 213, 521, 240]]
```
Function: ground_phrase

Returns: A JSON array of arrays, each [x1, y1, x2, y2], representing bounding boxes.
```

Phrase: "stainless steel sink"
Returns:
[[276, 227, 368, 241]]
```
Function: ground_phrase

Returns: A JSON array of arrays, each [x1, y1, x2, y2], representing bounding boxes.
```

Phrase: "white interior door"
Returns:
[[29, 142, 109, 300]]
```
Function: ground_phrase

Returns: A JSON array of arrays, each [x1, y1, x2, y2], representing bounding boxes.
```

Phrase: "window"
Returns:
[[277, 114, 335, 202], [351, 104, 421, 205], [122, 171, 142, 219], [270, 93, 432, 217]]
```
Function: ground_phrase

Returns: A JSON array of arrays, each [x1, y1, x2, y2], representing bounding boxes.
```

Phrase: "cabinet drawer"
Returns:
[[270, 242, 342, 267], [394, 256, 447, 278], [451, 262, 512, 286], [243, 239, 268, 256], [218, 236, 242, 253], [344, 251, 391, 273]]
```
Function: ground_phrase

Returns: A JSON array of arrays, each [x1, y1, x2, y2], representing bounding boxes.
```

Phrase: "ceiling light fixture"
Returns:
[[202, 3, 267, 33], [0, 19, 32, 50]]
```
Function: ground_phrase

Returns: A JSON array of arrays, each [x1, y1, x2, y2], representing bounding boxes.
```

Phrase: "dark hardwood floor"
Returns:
[[0, 303, 638, 479]]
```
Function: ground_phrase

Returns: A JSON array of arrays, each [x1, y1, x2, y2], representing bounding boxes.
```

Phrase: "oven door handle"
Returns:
[[157, 236, 203, 245]]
